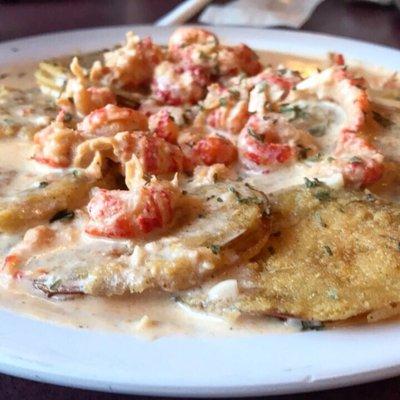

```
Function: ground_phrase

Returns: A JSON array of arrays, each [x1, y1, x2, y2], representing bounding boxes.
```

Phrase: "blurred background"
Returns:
[[0, 0, 399, 48]]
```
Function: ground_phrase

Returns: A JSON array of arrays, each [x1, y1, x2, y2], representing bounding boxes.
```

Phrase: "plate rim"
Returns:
[[0, 25, 399, 397]]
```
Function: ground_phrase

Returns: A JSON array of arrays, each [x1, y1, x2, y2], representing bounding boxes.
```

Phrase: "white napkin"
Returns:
[[199, 0, 326, 29]]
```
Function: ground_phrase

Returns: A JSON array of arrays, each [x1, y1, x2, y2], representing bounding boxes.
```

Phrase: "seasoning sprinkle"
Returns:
[[307, 152, 323, 162], [315, 212, 327, 228], [210, 244, 221, 255], [327, 288, 339, 300], [304, 177, 322, 188], [297, 145, 311, 160], [38, 181, 49, 188], [313, 190, 331, 202], [50, 209, 75, 223], [49, 279, 62, 291], [309, 125, 326, 137], [280, 103, 308, 121], [228, 186, 262, 205], [247, 127, 264, 142], [349, 156, 363, 164], [323, 245, 333, 256], [219, 98, 228, 107]]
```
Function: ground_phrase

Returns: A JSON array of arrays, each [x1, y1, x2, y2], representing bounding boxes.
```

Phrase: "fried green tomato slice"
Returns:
[[31, 181, 271, 296], [0, 172, 95, 232], [182, 186, 400, 322]]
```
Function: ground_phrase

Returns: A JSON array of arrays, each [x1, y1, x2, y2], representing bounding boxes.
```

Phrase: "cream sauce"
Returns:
[[0, 50, 398, 338]]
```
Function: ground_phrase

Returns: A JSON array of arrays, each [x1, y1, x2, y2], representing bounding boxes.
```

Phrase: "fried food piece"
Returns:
[[30, 181, 271, 295], [0, 172, 95, 232], [182, 186, 400, 322]]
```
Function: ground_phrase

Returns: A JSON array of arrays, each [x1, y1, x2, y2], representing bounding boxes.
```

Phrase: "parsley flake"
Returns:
[[280, 103, 308, 121], [219, 98, 228, 107], [309, 125, 326, 137], [38, 181, 49, 188], [313, 190, 331, 202], [304, 177, 322, 188], [228, 186, 263, 205], [247, 127, 264, 142], [49, 279, 62, 291], [323, 245, 333, 256], [327, 288, 339, 300], [349, 156, 363, 164], [50, 209, 75, 223], [210, 244, 221, 255]]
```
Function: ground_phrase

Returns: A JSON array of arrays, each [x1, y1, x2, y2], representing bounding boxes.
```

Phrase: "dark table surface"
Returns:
[[0, 0, 400, 399]]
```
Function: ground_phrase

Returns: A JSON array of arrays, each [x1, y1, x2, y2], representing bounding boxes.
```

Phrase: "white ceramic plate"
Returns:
[[1, 26, 400, 397]]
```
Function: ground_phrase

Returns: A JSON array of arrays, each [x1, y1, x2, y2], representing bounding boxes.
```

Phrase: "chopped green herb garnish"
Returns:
[[349, 156, 363, 164], [307, 153, 323, 162], [327, 288, 339, 300], [199, 51, 210, 60], [280, 103, 308, 121], [309, 125, 326, 137], [210, 244, 221, 255], [216, 197, 223, 202], [297, 145, 311, 160], [49, 279, 62, 291], [365, 192, 375, 202], [327, 156, 335, 163], [313, 190, 331, 202], [247, 127, 264, 142], [372, 111, 393, 128], [323, 245, 333, 256], [301, 320, 325, 331], [304, 177, 322, 188], [228, 186, 262, 205], [315, 212, 327, 228], [50, 209, 75, 223], [172, 295, 182, 303], [38, 181, 49, 188], [219, 97, 228, 107]]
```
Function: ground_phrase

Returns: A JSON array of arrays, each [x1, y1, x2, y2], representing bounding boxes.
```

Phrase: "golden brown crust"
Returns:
[[183, 186, 400, 322]]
